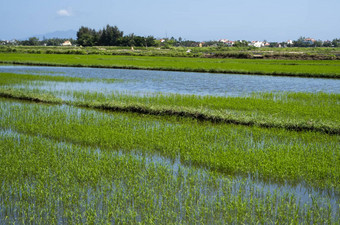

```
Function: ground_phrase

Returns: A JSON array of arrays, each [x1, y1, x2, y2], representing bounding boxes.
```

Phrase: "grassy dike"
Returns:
[[1, 52, 340, 78], [0, 73, 339, 134]]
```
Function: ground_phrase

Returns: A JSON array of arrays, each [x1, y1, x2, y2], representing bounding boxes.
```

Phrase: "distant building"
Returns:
[[219, 39, 229, 43], [219, 39, 234, 46], [61, 40, 72, 46], [0, 39, 18, 45], [250, 41, 271, 48], [303, 38, 316, 45], [251, 41, 265, 48], [287, 40, 293, 45], [226, 41, 234, 46]]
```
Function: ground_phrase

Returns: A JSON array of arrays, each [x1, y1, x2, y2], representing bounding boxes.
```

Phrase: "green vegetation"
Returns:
[[1, 53, 340, 78], [1, 99, 339, 190], [0, 68, 339, 223], [1, 127, 338, 224], [17, 37, 77, 47], [77, 25, 157, 47], [2, 45, 340, 59], [0, 72, 119, 85], [1, 73, 339, 134], [71, 91, 340, 134]]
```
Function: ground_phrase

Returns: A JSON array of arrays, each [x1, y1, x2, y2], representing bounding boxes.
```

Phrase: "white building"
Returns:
[[61, 40, 72, 46], [251, 41, 265, 48]]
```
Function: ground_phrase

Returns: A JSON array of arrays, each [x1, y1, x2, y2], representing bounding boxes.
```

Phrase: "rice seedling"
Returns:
[[0, 72, 120, 85], [0, 79, 339, 134], [1, 53, 340, 78], [0, 64, 339, 223], [1, 99, 339, 191], [0, 121, 339, 224]]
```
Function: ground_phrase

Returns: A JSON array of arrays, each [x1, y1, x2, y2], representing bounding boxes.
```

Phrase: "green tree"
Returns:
[[21, 37, 40, 46], [76, 24, 157, 47], [323, 41, 332, 47], [133, 35, 145, 47], [120, 34, 135, 47], [77, 26, 98, 46], [234, 40, 248, 47], [145, 36, 156, 47], [293, 37, 306, 47], [98, 25, 123, 46], [332, 38, 340, 47], [314, 40, 323, 47]]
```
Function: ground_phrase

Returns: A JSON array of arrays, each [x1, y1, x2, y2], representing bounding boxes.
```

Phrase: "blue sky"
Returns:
[[1, 0, 339, 41]]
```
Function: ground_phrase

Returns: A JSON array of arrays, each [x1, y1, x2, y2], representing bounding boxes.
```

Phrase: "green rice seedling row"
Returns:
[[70, 90, 340, 134], [1, 53, 340, 78], [1, 99, 339, 191], [0, 72, 120, 86], [1, 129, 338, 224], [0, 72, 339, 134], [0, 66, 339, 224]]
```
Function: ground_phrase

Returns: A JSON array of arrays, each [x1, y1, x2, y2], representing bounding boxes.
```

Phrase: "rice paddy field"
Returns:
[[2, 45, 340, 60], [1, 52, 340, 78], [0, 65, 340, 224]]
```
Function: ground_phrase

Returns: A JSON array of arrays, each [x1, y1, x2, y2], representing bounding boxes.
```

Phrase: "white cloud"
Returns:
[[57, 9, 72, 17]]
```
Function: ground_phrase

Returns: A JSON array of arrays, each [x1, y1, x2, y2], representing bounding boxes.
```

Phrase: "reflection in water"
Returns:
[[1, 65, 340, 97]]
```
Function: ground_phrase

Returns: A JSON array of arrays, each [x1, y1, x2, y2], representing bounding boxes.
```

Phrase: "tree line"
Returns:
[[292, 37, 340, 47], [76, 25, 157, 47], [3, 37, 76, 46], [2, 27, 340, 48]]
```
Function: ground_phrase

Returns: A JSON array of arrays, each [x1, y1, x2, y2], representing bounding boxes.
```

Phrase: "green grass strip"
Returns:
[[1, 53, 340, 78], [0, 72, 119, 85], [0, 87, 339, 135], [0, 72, 338, 134]]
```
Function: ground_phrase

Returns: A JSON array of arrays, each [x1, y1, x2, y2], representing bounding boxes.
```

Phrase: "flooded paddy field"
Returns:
[[0, 66, 339, 224], [1, 65, 340, 96]]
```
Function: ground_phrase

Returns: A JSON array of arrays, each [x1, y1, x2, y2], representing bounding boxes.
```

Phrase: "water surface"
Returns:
[[1, 65, 339, 96]]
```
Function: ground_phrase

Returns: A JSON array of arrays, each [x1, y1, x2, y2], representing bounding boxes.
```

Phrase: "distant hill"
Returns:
[[27, 30, 77, 40]]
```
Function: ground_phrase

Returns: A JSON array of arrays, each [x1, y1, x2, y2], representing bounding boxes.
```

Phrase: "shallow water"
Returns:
[[1, 124, 339, 215], [1, 65, 339, 96], [1, 65, 340, 222], [1, 98, 339, 221]]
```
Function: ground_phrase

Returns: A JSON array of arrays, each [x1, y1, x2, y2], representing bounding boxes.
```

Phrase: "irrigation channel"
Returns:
[[0, 65, 340, 224]]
